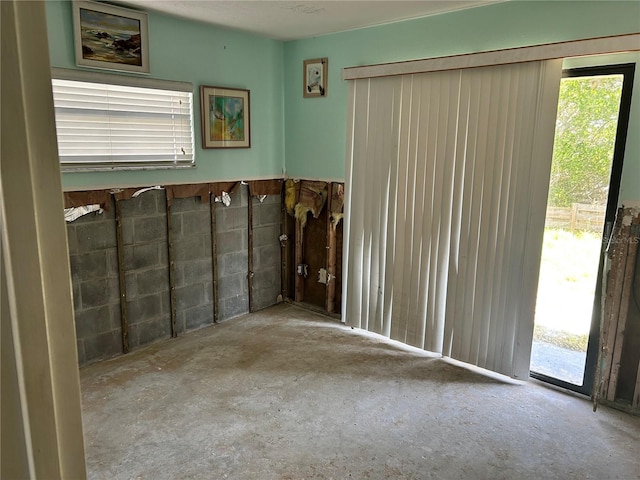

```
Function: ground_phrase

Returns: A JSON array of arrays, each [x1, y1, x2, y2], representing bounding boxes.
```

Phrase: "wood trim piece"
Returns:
[[248, 186, 255, 313], [326, 183, 337, 314], [165, 191, 178, 338], [114, 198, 130, 353], [210, 194, 220, 323], [1, 2, 86, 476], [295, 217, 304, 303]]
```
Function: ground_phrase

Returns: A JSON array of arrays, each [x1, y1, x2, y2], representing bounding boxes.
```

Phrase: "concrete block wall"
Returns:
[[171, 196, 214, 333], [216, 186, 250, 320], [120, 190, 172, 349], [252, 195, 283, 310], [67, 198, 121, 365], [67, 184, 283, 366]]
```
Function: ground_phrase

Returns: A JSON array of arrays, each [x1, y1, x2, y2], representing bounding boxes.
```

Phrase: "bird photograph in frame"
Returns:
[[303, 58, 328, 98]]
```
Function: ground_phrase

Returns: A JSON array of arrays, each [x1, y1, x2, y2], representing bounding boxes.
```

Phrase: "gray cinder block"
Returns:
[[133, 216, 167, 244], [175, 284, 205, 310], [76, 220, 117, 252], [221, 251, 248, 277], [126, 293, 165, 325], [136, 267, 170, 296], [124, 243, 160, 270], [70, 251, 108, 282], [220, 294, 249, 320]]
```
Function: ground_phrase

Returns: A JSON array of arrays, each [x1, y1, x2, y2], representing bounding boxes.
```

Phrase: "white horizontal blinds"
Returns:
[[52, 78, 194, 170], [344, 59, 562, 378]]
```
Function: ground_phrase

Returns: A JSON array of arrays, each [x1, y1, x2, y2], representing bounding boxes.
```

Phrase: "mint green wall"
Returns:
[[46, 1, 284, 190], [283, 1, 640, 201]]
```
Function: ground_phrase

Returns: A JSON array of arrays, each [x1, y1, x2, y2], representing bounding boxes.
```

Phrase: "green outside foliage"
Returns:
[[548, 75, 623, 207]]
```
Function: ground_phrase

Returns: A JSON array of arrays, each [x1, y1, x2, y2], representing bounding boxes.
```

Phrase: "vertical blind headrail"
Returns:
[[342, 33, 640, 80]]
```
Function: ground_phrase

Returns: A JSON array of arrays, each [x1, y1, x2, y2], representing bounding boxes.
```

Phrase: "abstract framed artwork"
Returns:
[[200, 86, 251, 149], [303, 58, 328, 98], [73, 1, 150, 74]]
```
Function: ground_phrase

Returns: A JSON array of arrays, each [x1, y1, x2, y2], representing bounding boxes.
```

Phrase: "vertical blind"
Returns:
[[51, 76, 194, 171], [343, 60, 562, 379]]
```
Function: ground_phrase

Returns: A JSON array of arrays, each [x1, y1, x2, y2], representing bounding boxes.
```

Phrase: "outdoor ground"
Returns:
[[531, 228, 602, 384]]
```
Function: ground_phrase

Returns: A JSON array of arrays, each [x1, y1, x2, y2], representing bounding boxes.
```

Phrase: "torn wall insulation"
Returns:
[[113, 187, 153, 201], [294, 180, 328, 228], [132, 186, 163, 197], [216, 192, 232, 207], [330, 183, 345, 227], [211, 181, 241, 198], [65, 205, 102, 222], [285, 179, 298, 216]]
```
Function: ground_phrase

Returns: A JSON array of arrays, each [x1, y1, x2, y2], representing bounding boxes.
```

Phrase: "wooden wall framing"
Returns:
[[596, 206, 640, 413]]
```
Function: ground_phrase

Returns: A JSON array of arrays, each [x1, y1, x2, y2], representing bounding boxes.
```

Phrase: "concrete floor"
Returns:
[[80, 304, 640, 479]]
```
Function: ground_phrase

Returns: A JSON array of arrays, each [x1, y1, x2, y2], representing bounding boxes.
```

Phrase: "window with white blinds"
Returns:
[[51, 70, 194, 171]]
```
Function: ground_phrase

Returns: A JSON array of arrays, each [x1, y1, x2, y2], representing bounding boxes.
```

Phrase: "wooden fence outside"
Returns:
[[545, 203, 606, 232]]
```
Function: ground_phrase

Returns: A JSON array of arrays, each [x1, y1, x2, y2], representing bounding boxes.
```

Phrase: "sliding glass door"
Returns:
[[530, 63, 635, 395]]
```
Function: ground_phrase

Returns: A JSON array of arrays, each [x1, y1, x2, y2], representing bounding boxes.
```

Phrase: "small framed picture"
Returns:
[[200, 86, 251, 149], [303, 58, 328, 98], [73, 1, 150, 74]]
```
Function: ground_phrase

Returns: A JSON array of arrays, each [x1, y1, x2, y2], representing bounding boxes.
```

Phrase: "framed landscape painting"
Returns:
[[200, 86, 251, 149], [73, 1, 150, 74]]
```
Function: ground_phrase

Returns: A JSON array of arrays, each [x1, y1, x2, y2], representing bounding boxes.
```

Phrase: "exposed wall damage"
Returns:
[[282, 179, 344, 313], [65, 178, 342, 366], [595, 205, 640, 413], [66, 181, 282, 365], [64, 179, 637, 410]]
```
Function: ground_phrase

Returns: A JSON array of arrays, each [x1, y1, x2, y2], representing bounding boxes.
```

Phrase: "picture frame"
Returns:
[[200, 86, 251, 149], [303, 58, 328, 98], [73, 1, 150, 74]]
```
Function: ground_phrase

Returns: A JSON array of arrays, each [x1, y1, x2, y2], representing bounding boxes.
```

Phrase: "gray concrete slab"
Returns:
[[80, 304, 640, 479], [531, 340, 586, 386]]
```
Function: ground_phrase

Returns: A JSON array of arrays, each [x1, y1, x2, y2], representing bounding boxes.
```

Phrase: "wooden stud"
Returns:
[[165, 190, 178, 338], [295, 216, 304, 303], [607, 216, 639, 401], [600, 218, 629, 399], [248, 186, 255, 312], [114, 197, 129, 353], [633, 354, 640, 410], [210, 193, 219, 323], [326, 183, 337, 313], [280, 184, 288, 300]]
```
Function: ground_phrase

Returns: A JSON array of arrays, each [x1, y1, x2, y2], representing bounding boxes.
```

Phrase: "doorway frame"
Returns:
[[530, 62, 636, 396]]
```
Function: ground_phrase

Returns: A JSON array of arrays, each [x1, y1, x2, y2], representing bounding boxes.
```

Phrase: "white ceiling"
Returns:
[[119, 1, 502, 41]]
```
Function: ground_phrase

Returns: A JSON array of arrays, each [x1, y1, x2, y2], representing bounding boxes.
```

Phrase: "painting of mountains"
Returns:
[[74, 2, 149, 73]]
